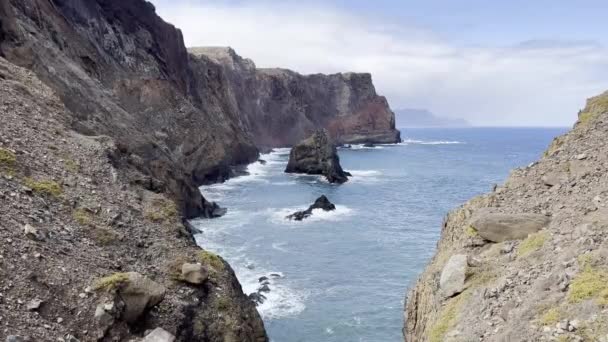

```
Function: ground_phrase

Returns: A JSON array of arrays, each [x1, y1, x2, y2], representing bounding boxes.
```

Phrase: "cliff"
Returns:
[[189, 47, 401, 147], [404, 93, 608, 341], [0, 57, 266, 341], [0, 0, 398, 221]]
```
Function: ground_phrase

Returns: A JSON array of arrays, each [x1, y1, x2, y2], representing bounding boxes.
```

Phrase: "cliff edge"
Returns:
[[404, 93, 608, 341], [190, 47, 401, 148]]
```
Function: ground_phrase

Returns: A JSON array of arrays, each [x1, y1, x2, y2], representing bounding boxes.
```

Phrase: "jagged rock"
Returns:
[[285, 130, 350, 183], [119, 273, 166, 323], [23, 224, 43, 241], [439, 254, 468, 297], [470, 212, 550, 242], [248, 292, 266, 305], [286, 195, 336, 221], [142, 328, 175, 342], [181, 263, 208, 285], [26, 299, 43, 311]]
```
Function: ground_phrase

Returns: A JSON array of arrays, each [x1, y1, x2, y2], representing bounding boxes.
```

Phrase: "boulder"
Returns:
[[470, 212, 550, 242], [95, 272, 166, 323], [541, 172, 566, 187], [286, 195, 336, 221], [439, 254, 468, 298], [285, 130, 350, 183], [142, 328, 175, 342], [181, 263, 208, 285], [26, 299, 43, 311]]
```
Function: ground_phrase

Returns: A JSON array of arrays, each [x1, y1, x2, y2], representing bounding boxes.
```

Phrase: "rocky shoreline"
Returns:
[[0, 0, 401, 341], [404, 93, 608, 341]]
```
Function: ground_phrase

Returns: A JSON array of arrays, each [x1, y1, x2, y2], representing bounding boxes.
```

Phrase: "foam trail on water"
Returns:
[[398, 139, 464, 145], [269, 205, 354, 225]]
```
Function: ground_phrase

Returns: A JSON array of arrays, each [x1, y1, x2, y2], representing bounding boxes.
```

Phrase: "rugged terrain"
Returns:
[[404, 93, 608, 341], [0, 0, 399, 340], [189, 47, 400, 148], [0, 0, 399, 220], [0, 57, 266, 341]]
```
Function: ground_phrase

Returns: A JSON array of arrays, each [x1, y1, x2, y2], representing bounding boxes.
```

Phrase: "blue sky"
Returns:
[[151, 0, 608, 126]]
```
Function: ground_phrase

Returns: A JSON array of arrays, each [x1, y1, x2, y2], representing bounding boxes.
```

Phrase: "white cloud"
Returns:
[[152, 0, 608, 126]]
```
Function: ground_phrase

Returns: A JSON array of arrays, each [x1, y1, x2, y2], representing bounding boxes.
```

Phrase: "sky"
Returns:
[[150, 0, 608, 126]]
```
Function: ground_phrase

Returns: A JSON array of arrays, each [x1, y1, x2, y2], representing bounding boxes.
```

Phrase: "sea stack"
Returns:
[[285, 130, 351, 183]]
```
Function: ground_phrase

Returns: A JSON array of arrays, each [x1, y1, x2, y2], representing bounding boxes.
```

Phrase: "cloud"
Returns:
[[151, 0, 608, 126]]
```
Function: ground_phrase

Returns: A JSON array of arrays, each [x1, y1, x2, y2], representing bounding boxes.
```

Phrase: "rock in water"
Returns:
[[285, 130, 350, 183], [287, 195, 336, 221]]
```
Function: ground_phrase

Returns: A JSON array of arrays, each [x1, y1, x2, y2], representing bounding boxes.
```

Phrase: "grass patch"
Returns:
[[0, 148, 16, 173], [24, 178, 62, 197], [517, 232, 547, 257], [429, 292, 469, 342], [576, 92, 608, 127], [64, 158, 80, 172], [92, 273, 130, 292], [198, 250, 224, 271], [73, 208, 94, 226], [465, 225, 478, 237], [89, 226, 118, 246], [568, 265, 608, 305], [217, 296, 231, 311], [540, 307, 562, 326], [145, 198, 178, 223]]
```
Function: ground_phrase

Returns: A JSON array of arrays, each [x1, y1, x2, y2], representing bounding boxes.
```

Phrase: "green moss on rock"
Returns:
[[198, 251, 224, 271], [93, 273, 130, 292], [429, 292, 470, 342], [145, 198, 178, 223], [0, 148, 16, 173], [568, 266, 608, 304], [24, 178, 62, 197], [517, 231, 547, 257]]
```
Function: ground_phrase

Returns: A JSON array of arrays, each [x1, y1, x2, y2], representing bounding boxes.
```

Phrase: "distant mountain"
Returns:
[[394, 108, 471, 128]]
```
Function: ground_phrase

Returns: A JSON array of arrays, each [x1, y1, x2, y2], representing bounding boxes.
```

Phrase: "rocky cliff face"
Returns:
[[0, 0, 259, 219], [0, 57, 267, 341], [190, 47, 401, 148], [404, 93, 608, 341], [0, 0, 399, 220]]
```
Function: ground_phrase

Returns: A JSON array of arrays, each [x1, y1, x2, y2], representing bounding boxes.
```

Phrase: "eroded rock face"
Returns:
[[285, 130, 350, 183], [0, 2, 399, 219], [404, 92, 608, 342], [470, 212, 550, 242], [190, 47, 401, 148]]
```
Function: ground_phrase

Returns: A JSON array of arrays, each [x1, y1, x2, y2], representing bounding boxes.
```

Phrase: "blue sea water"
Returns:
[[192, 127, 567, 342]]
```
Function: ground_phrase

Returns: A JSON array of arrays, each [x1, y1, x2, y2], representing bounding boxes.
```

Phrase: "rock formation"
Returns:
[[286, 195, 337, 221], [190, 47, 401, 148], [285, 131, 351, 183], [0, 0, 398, 220], [404, 92, 608, 342], [0, 55, 266, 341]]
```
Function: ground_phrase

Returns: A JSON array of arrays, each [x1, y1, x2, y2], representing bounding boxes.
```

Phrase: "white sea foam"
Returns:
[[398, 139, 464, 145], [345, 144, 385, 150], [192, 211, 306, 321], [269, 205, 354, 224], [271, 242, 289, 252], [347, 169, 382, 184]]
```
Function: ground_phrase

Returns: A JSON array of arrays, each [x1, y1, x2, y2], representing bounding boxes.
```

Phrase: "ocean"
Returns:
[[191, 127, 567, 342]]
